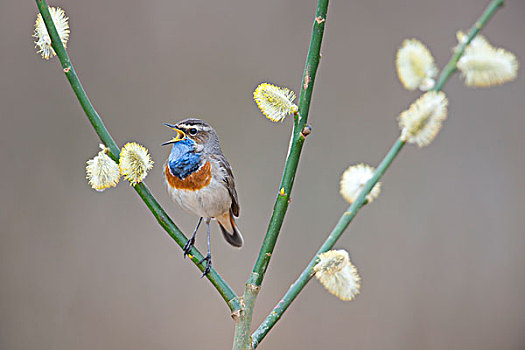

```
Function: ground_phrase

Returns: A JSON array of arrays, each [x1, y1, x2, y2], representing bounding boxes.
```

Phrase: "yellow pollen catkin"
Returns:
[[253, 83, 298, 122]]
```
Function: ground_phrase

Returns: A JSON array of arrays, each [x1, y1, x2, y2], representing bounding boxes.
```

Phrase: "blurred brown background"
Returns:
[[2, 0, 525, 349]]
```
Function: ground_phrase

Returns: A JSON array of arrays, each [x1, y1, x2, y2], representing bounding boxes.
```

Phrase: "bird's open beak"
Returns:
[[161, 123, 186, 145]]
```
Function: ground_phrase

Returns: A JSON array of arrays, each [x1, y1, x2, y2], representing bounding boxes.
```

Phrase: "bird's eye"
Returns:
[[188, 128, 198, 135]]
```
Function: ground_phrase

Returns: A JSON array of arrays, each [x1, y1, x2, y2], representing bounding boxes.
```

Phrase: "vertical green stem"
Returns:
[[35, 0, 240, 312], [251, 0, 505, 346], [232, 284, 260, 349], [248, 0, 329, 287], [231, 1, 329, 348]]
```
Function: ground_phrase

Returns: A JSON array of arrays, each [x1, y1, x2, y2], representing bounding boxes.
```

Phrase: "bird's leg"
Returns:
[[198, 218, 212, 277], [183, 217, 202, 258]]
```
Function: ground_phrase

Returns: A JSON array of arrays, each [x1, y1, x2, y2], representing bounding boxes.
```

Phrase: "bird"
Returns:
[[162, 118, 243, 276]]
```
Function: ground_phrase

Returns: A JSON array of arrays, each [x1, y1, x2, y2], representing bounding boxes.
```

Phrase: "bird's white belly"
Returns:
[[166, 176, 231, 219]]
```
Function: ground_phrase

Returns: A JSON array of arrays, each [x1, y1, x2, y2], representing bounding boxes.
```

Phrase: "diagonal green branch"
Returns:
[[251, 0, 505, 346], [251, 138, 405, 348], [35, 0, 241, 312], [248, 0, 329, 288], [434, 0, 505, 91]]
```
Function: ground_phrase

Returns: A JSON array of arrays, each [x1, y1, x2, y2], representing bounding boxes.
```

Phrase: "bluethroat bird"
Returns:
[[162, 118, 243, 276]]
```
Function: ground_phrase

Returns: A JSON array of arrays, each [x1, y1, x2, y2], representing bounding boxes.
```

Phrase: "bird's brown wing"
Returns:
[[214, 154, 240, 217]]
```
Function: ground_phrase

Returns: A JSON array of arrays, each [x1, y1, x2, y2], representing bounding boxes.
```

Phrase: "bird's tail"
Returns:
[[217, 209, 243, 248]]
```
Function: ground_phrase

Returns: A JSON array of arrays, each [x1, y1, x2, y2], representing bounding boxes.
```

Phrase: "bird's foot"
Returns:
[[198, 254, 212, 277], [183, 237, 195, 258]]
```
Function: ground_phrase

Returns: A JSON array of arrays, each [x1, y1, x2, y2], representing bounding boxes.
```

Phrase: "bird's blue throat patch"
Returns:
[[168, 138, 203, 179]]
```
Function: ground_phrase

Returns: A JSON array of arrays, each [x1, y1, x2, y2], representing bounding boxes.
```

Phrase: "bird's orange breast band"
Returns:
[[165, 161, 212, 190]]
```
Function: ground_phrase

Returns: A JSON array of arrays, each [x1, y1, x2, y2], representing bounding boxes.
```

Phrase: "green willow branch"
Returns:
[[232, 2, 329, 348], [251, 0, 505, 346], [251, 139, 405, 348], [248, 0, 329, 288], [35, 0, 240, 312], [232, 283, 260, 349], [435, 0, 505, 91]]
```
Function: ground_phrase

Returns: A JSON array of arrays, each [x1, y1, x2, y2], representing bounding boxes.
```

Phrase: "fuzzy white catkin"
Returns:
[[119, 142, 154, 185], [314, 250, 361, 301]]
